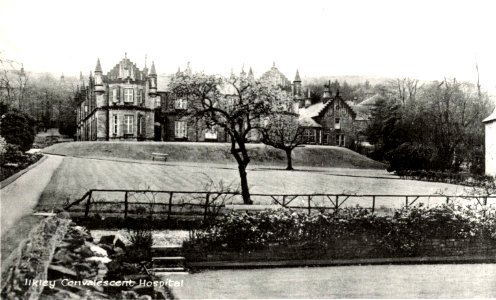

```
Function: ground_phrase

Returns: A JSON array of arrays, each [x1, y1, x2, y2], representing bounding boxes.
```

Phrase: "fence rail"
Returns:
[[63, 189, 496, 221]]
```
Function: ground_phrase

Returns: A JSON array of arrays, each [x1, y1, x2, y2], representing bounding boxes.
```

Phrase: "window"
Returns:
[[112, 115, 118, 134], [175, 98, 187, 109], [155, 97, 161, 108], [112, 88, 118, 103], [335, 134, 346, 146], [175, 121, 187, 138], [137, 89, 143, 104], [303, 129, 316, 143], [334, 117, 341, 130], [124, 115, 134, 135], [205, 127, 218, 140], [124, 88, 134, 103], [138, 115, 145, 135]]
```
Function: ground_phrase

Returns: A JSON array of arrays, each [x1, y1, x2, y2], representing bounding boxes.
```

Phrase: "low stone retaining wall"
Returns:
[[184, 236, 496, 265]]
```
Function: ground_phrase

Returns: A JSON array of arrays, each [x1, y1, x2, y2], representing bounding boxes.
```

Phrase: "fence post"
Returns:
[[372, 196, 376, 213], [446, 196, 450, 205], [335, 196, 339, 212], [405, 196, 409, 207], [84, 191, 92, 218], [168, 192, 173, 221], [124, 192, 128, 220], [204, 193, 210, 222], [307, 196, 311, 215]]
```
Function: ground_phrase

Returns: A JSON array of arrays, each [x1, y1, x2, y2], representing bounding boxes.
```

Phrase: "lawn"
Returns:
[[37, 156, 470, 212], [42, 141, 385, 169]]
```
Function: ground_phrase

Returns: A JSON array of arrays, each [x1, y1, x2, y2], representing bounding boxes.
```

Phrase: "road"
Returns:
[[166, 264, 496, 298], [1, 154, 63, 236]]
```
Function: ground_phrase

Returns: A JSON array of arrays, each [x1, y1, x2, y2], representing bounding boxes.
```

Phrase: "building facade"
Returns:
[[75, 58, 370, 147], [76, 56, 159, 141], [483, 109, 496, 176]]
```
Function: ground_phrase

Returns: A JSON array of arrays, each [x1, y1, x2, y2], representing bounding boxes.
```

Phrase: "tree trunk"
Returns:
[[238, 164, 252, 204], [230, 137, 252, 205], [285, 149, 293, 170]]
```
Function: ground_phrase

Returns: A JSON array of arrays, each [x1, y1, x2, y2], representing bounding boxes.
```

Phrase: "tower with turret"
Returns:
[[75, 55, 157, 141]]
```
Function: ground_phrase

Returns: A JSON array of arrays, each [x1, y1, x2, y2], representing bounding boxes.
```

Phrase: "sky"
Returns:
[[1, 0, 495, 92]]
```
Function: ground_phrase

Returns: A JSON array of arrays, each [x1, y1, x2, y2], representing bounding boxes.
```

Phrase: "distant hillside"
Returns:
[[42, 142, 384, 170], [302, 75, 392, 86]]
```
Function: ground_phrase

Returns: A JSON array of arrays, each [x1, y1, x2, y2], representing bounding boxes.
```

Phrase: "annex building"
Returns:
[[483, 108, 496, 176]]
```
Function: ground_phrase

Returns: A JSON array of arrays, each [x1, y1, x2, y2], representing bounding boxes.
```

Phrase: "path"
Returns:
[[1, 154, 63, 236], [167, 264, 496, 298]]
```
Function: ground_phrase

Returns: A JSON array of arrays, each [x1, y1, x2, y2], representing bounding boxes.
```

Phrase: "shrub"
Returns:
[[126, 225, 153, 262], [0, 111, 36, 151], [185, 205, 496, 257], [385, 143, 433, 172], [1, 143, 26, 164], [0, 136, 7, 156]]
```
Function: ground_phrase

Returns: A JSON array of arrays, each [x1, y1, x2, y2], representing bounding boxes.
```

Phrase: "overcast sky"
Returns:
[[1, 0, 495, 92]]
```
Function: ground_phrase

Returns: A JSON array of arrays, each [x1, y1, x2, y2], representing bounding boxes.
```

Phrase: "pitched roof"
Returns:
[[359, 94, 380, 106], [483, 109, 496, 123], [298, 101, 330, 119], [299, 117, 321, 127]]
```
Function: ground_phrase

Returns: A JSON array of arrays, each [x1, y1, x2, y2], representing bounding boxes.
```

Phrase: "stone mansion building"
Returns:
[[76, 56, 371, 147], [76, 55, 159, 141]]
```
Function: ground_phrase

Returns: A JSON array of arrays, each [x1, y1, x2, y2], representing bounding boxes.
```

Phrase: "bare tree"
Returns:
[[423, 78, 492, 169]]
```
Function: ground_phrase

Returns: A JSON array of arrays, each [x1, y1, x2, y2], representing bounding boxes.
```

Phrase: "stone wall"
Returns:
[[185, 236, 496, 262]]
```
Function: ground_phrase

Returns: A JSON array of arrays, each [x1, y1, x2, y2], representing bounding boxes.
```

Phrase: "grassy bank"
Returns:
[[42, 141, 384, 169]]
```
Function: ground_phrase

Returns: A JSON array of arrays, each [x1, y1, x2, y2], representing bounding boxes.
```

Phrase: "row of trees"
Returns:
[[0, 57, 78, 136], [366, 78, 494, 174]]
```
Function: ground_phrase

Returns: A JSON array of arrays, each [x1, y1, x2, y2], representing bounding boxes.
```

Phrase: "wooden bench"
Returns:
[[152, 153, 169, 162]]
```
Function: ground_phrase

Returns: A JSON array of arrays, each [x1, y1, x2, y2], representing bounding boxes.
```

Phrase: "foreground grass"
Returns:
[[42, 141, 385, 169]]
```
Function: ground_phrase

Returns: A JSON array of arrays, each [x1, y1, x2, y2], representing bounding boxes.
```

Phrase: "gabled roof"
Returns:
[[299, 117, 321, 127], [298, 96, 358, 127], [483, 109, 496, 123], [298, 101, 331, 119]]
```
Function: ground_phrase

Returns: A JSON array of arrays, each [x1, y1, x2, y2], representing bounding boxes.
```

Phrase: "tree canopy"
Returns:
[[169, 70, 283, 204]]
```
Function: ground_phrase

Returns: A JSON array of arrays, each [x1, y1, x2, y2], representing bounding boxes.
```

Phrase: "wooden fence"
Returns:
[[63, 189, 496, 221]]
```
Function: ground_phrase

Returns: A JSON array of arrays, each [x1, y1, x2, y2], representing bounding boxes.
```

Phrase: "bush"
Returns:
[[385, 143, 433, 172], [126, 225, 153, 262], [0, 111, 36, 151], [185, 205, 496, 257]]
